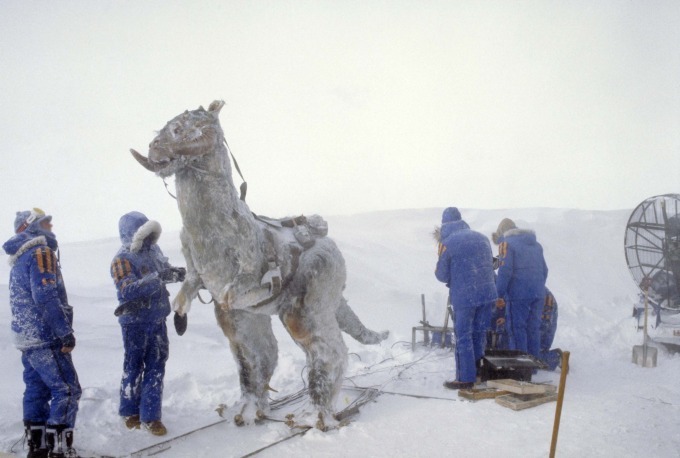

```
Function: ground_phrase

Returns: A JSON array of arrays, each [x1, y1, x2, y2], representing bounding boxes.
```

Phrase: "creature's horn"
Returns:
[[130, 148, 163, 172]]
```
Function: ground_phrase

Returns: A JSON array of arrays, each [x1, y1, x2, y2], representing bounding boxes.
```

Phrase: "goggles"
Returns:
[[16, 208, 47, 233]]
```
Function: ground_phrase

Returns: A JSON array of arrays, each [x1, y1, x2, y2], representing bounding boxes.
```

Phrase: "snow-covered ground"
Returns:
[[1, 207, 678, 458]]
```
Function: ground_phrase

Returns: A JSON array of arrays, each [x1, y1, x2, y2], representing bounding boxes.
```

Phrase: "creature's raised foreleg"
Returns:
[[215, 306, 278, 425], [173, 229, 203, 316]]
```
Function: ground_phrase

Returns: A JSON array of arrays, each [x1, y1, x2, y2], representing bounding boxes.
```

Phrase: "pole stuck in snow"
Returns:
[[549, 350, 570, 458]]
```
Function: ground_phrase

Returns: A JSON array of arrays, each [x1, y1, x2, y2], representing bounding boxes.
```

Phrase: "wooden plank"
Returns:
[[458, 387, 510, 401], [495, 392, 559, 411], [487, 379, 555, 394]]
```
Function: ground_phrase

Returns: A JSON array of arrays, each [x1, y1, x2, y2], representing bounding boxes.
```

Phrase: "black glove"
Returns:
[[174, 267, 186, 282], [174, 312, 188, 336], [160, 267, 186, 283], [61, 333, 76, 349]]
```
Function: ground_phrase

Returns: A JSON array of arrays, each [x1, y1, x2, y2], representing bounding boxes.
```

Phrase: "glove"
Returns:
[[174, 267, 186, 282], [160, 267, 186, 283], [495, 298, 506, 309], [174, 312, 188, 336], [61, 333, 76, 351]]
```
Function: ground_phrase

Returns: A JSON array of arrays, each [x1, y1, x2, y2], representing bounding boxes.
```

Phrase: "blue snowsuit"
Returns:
[[3, 230, 81, 428], [435, 208, 497, 383], [490, 287, 561, 369], [496, 229, 548, 359], [538, 288, 560, 370], [110, 212, 172, 423]]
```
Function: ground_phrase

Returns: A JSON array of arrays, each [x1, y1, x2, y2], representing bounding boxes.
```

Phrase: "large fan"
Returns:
[[624, 194, 680, 311]]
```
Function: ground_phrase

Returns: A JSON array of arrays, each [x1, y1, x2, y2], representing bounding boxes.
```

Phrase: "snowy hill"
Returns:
[[1, 207, 678, 458]]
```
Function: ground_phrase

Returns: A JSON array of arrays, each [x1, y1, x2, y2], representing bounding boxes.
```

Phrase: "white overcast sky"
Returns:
[[1, 1, 679, 242]]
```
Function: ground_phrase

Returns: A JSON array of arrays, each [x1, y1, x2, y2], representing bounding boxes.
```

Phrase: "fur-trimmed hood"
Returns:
[[118, 211, 162, 253], [502, 228, 538, 245], [3, 234, 48, 265]]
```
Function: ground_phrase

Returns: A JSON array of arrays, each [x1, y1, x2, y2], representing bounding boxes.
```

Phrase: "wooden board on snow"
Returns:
[[458, 387, 510, 401], [495, 392, 558, 411], [487, 379, 556, 394]]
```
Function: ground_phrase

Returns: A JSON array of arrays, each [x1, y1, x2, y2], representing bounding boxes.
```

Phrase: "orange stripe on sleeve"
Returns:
[[499, 242, 508, 258], [113, 259, 123, 282], [36, 248, 45, 273], [45, 248, 53, 273]]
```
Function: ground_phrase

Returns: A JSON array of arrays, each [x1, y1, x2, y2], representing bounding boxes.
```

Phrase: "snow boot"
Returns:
[[24, 421, 48, 458], [124, 414, 141, 430], [443, 380, 474, 390], [143, 420, 167, 436], [45, 425, 76, 458]]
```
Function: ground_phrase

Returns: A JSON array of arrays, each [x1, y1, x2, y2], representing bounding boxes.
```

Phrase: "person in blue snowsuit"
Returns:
[[435, 207, 497, 390], [492, 218, 548, 360], [538, 288, 562, 370], [110, 212, 185, 437], [3, 208, 81, 458], [488, 280, 562, 370]]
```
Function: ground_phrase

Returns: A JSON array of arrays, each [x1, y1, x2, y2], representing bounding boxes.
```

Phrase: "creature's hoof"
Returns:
[[315, 412, 340, 431], [284, 413, 296, 428], [222, 397, 269, 426], [254, 409, 268, 425], [287, 410, 338, 431]]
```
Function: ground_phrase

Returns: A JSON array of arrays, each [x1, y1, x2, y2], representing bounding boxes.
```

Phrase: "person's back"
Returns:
[[439, 227, 496, 306], [492, 219, 549, 359], [496, 228, 548, 301], [435, 207, 497, 390], [437, 220, 496, 308]]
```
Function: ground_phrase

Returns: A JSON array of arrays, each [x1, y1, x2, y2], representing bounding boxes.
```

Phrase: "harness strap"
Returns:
[[224, 139, 247, 201]]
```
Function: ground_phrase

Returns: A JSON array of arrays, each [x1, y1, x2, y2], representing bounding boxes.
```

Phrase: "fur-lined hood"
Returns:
[[3, 234, 48, 266], [118, 211, 162, 253], [433, 220, 470, 243], [501, 228, 538, 244]]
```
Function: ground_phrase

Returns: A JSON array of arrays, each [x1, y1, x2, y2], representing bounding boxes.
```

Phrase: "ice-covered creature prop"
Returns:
[[130, 100, 387, 430]]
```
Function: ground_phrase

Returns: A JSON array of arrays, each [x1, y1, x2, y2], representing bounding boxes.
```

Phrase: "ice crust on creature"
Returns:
[[130, 100, 387, 428]]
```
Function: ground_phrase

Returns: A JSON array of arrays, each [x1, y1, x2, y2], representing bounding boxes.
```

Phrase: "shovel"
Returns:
[[632, 283, 657, 367]]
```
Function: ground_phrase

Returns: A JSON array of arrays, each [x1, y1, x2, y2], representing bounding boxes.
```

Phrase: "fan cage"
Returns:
[[624, 194, 680, 307]]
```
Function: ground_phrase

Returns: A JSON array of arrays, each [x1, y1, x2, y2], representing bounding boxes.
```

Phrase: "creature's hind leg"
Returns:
[[280, 295, 347, 428], [214, 306, 278, 423]]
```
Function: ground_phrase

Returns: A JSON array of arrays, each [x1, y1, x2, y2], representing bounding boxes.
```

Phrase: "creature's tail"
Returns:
[[336, 297, 389, 345]]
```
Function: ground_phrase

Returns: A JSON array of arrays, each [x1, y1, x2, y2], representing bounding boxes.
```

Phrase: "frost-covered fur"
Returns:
[[131, 100, 387, 428], [502, 228, 536, 238]]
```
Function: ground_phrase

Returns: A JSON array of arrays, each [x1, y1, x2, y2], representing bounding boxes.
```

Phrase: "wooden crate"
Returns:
[[495, 392, 558, 410], [458, 387, 510, 401], [487, 379, 556, 395]]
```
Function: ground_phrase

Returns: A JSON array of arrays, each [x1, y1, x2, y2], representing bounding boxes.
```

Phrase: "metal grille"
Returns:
[[624, 194, 680, 307]]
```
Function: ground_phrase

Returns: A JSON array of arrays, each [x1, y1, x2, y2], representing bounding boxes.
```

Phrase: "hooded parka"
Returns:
[[110, 211, 173, 424]]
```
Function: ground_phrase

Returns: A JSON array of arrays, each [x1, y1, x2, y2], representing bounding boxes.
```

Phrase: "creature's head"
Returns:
[[131, 100, 225, 177]]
